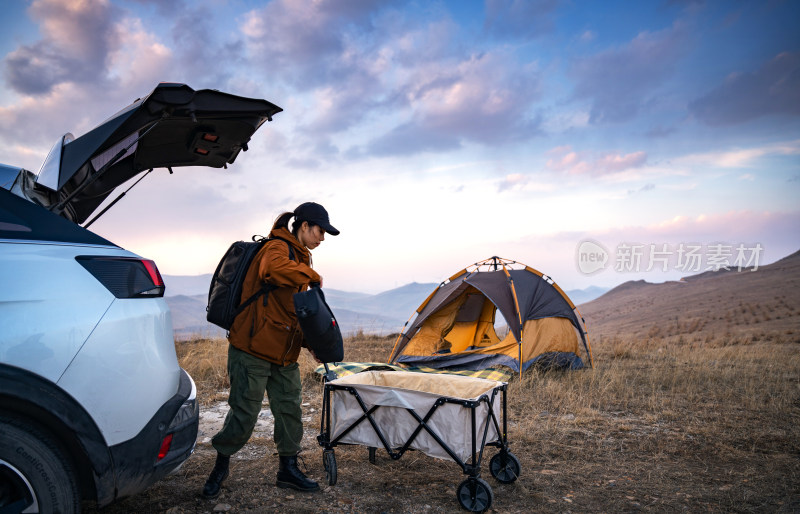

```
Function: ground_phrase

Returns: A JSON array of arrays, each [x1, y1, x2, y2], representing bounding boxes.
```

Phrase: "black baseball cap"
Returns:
[[294, 202, 340, 236]]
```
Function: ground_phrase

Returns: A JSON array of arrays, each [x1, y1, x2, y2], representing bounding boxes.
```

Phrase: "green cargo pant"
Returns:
[[211, 344, 303, 457]]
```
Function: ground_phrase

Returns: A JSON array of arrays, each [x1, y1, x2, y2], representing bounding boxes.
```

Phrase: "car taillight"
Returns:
[[76, 256, 166, 298]]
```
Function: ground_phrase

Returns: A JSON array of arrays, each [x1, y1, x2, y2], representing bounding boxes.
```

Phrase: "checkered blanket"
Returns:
[[313, 361, 514, 382]]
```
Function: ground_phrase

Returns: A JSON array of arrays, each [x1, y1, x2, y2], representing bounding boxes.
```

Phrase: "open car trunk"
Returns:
[[10, 83, 282, 225]]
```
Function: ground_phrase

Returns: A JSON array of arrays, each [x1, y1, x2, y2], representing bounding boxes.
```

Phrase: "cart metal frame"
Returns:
[[317, 367, 521, 512]]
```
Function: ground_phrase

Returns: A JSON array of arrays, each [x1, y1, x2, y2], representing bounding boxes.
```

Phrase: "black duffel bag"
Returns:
[[293, 284, 344, 363]]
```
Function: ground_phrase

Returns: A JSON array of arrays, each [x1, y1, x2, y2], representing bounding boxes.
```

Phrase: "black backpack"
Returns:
[[206, 236, 294, 331]]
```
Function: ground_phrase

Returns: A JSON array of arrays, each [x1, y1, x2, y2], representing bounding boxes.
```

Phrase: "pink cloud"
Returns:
[[597, 151, 647, 173], [587, 210, 800, 265], [546, 145, 647, 176], [496, 173, 528, 192]]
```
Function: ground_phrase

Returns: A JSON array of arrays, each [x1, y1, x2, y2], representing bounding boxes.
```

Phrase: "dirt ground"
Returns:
[[85, 387, 800, 513]]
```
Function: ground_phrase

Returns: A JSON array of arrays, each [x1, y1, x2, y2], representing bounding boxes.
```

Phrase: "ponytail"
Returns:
[[272, 211, 309, 237], [272, 212, 294, 232]]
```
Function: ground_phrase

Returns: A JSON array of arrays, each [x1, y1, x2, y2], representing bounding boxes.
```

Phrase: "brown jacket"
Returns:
[[228, 227, 321, 365]]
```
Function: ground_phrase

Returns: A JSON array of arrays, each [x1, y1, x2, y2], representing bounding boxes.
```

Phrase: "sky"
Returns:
[[0, 0, 798, 294]]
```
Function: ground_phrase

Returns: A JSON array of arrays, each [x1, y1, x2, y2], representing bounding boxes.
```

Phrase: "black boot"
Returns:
[[276, 455, 319, 492], [202, 452, 230, 499]]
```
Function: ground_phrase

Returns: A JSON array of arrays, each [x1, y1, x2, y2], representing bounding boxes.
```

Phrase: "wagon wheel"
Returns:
[[489, 451, 521, 484], [456, 477, 493, 513], [323, 450, 337, 486]]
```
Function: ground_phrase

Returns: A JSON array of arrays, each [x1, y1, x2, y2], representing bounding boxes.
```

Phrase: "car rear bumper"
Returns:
[[106, 368, 199, 503]]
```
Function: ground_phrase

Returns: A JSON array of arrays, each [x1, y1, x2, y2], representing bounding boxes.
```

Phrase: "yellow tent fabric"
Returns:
[[390, 257, 592, 373], [496, 317, 580, 362]]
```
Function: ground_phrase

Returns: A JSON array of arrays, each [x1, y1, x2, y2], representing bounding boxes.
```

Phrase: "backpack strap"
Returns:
[[257, 237, 295, 307], [267, 236, 296, 263]]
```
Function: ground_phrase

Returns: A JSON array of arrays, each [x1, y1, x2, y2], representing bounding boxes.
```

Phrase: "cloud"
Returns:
[[678, 139, 800, 168], [597, 151, 648, 173], [361, 51, 543, 156], [124, 0, 185, 16], [168, 5, 244, 89], [241, 0, 438, 140], [546, 146, 648, 176], [541, 108, 590, 133], [3, 0, 121, 95], [497, 173, 528, 192], [645, 125, 677, 138], [569, 20, 688, 123], [689, 51, 800, 126], [240, 1, 543, 157], [109, 17, 172, 91], [361, 122, 461, 156], [242, 0, 387, 90], [635, 211, 800, 250], [0, 13, 173, 154], [545, 146, 591, 174], [483, 0, 558, 40], [627, 183, 656, 195]]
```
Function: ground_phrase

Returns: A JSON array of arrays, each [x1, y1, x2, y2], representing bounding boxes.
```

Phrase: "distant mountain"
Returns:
[[567, 285, 609, 305], [164, 282, 437, 338], [328, 282, 438, 316], [163, 275, 609, 339], [320, 288, 372, 304], [165, 294, 225, 339]]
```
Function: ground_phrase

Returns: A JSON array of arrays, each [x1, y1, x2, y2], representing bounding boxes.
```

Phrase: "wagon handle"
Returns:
[[322, 362, 337, 383]]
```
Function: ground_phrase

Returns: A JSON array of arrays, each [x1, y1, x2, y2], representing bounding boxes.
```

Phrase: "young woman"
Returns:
[[202, 202, 339, 498]]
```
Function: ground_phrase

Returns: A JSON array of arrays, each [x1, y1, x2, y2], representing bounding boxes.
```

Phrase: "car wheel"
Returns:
[[0, 415, 80, 514]]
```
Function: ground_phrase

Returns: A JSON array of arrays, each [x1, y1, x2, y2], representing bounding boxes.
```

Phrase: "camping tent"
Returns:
[[388, 257, 593, 375]]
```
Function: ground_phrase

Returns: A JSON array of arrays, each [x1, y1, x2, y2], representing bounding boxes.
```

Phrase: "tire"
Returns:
[[456, 477, 493, 513], [322, 450, 337, 486], [489, 451, 521, 484], [0, 415, 80, 513]]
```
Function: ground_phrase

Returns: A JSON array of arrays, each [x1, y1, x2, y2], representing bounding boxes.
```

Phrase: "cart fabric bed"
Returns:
[[317, 369, 521, 512]]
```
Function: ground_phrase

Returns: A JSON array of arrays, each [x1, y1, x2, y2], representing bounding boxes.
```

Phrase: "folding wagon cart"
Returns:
[[317, 368, 521, 512]]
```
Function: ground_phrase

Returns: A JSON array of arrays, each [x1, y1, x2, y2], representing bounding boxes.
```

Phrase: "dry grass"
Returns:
[[118, 330, 800, 513], [84, 253, 800, 512]]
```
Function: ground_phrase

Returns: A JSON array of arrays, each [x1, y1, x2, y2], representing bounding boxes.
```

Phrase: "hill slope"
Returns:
[[580, 249, 800, 340]]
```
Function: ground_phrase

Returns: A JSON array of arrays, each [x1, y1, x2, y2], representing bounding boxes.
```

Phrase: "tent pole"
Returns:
[[500, 261, 524, 379]]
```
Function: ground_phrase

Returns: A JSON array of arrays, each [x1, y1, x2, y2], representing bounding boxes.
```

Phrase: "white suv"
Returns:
[[0, 83, 281, 512]]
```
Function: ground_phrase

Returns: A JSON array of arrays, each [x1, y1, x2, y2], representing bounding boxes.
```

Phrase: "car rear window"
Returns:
[[0, 188, 115, 246]]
